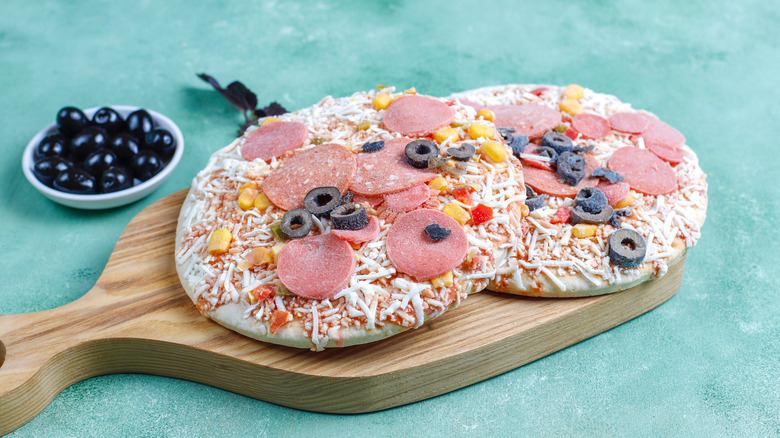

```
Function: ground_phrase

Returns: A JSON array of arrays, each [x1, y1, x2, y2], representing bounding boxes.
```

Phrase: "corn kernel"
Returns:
[[468, 122, 493, 139], [271, 243, 286, 262], [560, 98, 584, 116], [357, 121, 371, 131], [254, 192, 272, 210], [431, 271, 454, 288], [442, 203, 470, 225], [429, 177, 448, 193], [404, 87, 417, 94], [238, 187, 259, 210], [571, 224, 598, 238], [481, 140, 506, 163], [377, 83, 388, 90], [433, 127, 459, 144], [476, 109, 495, 123], [373, 93, 392, 110], [519, 203, 530, 217], [239, 182, 257, 192], [563, 84, 585, 100], [208, 229, 232, 255], [260, 117, 281, 126], [614, 193, 635, 209], [450, 120, 464, 128]]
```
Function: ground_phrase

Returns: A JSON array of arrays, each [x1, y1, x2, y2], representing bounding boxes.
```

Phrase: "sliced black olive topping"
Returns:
[[609, 208, 633, 228], [281, 208, 314, 238], [497, 126, 515, 143], [524, 184, 547, 211], [330, 202, 369, 230], [361, 140, 385, 153], [424, 223, 452, 242], [570, 205, 614, 225], [534, 146, 559, 164], [508, 134, 530, 156], [574, 187, 608, 214], [446, 142, 476, 161], [304, 186, 342, 217], [556, 151, 587, 186], [608, 228, 647, 268], [591, 167, 624, 183], [572, 145, 595, 154], [541, 131, 573, 154], [405, 139, 440, 168]]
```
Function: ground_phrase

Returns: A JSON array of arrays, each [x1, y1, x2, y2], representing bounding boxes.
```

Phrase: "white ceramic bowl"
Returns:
[[22, 105, 184, 209]]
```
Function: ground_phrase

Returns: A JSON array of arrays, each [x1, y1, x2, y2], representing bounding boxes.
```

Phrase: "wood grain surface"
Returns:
[[0, 190, 686, 435]]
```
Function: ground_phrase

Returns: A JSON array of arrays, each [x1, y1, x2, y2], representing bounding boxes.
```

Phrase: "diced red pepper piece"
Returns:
[[251, 285, 274, 303], [451, 185, 473, 205], [269, 310, 291, 334], [561, 115, 572, 123], [550, 206, 572, 224], [564, 128, 579, 140], [530, 87, 548, 96], [471, 203, 494, 225]]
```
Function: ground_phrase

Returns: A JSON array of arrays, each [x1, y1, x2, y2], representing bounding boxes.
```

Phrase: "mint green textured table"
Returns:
[[2, 1, 778, 436]]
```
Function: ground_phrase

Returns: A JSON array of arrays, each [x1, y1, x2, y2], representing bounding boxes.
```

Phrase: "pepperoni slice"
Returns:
[[572, 114, 610, 139], [240, 121, 308, 161], [386, 209, 468, 281], [607, 147, 677, 196], [352, 193, 384, 208], [641, 118, 685, 150], [488, 104, 562, 139], [350, 137, 436, 196], [522, 152, 601, 198], [647, 142, 685, 165], [608, 112, 650, 134], [458, 99, 485, 112], [383, 95, 454, 136], [277, 233, 355, 300], [331, 216, 381, 244], [596, 180, 631, 206], [262, 143, 356, 210], [382, 184, 432, 213]]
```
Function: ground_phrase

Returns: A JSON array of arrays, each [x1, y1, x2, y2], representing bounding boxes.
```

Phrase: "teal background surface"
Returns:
[[2, 0, 779, 436]]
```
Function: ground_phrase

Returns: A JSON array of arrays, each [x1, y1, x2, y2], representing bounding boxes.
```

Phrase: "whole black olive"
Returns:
[[36, 133, 70, 159], [71, 126, 109, 161], [132, 150, 164, 181], [100, 166, 133, 193], [56, 107, 89, 137], [145, 128, 176, 160], [83, 149, 118, 179], [33, 156, 73, 187], [53, 168, 96, 194], [126, 109, 154, 142], [91, 107, 125, 135], [108, 133, 141, 163]]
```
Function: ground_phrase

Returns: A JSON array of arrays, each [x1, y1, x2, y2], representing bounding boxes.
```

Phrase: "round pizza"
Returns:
[[450, 84, 708, 297], [175, 88, 527, 350]]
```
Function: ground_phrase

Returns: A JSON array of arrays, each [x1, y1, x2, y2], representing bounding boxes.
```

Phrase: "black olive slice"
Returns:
[[574, 187, 608, 214], [281, 209, 313, 238], [508, 134, 529, 156], [446, 143, 476, 161], [424, 223, 451, 242], [591, 167, 624, 184], [556, 151, 587, 186], [570, 205, 614, 225], [608, 228, 647, 268], [541, 131, 573, 154], [404, 139, 439, 168], [330, 202, 368, 230], [361, 140, 385, 153], [304, 186, 342, 217], [534, 146, 559, 165]]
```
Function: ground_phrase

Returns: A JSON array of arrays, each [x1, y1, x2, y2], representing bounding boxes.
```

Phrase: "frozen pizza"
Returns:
[[175, 88, 527, 350], [451, 84, 707, 297]]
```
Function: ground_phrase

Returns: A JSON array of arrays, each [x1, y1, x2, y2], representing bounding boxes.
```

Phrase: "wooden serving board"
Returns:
[[0, 190, 685, 434]]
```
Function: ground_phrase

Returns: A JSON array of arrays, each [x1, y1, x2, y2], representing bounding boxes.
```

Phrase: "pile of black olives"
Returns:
[[32, 106, 176, 194]]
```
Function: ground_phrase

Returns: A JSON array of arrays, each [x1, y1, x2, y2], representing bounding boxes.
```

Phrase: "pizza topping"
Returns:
[[534, 146, 559, 165], [471, 203, 494, 225], [330, 202, 369, 230], [570, 204, 614, 225], [489, 104, 562, 139], [647, 141, 685, 165], [405, 139, 440, 168], [303, 186, 342, 217], [269, 310, 292, 335], [424, 223, 452, 242], [608, 229, 647, 268], [525, 184, 547, 211], [591, 167, 624, 184], [556, 151, 587, 186], [572, 114, 610, 139], [351, 137, 436, 196], [497, 126, 515, 142], [387, 209, 468, 280], [277, 233, 356, 300], [383, 95, 454, 136], [476, 108, 496, 122], [574, 186, 608, 214], [540, 131, 573, 154], [523, 147, 600, 197], [609, 112, 650, 134], [571, 224, 598, 238], [446, 143, 476, 161], [596, 180, 631, 206], [481, 140, 507, 163], [207, 229, 232, 255], [609, 208, 633, 228], [508, 133, 529, 156], [262, 143, 356, 210], [240, 121, 308, 161], [361, 140, 385, 153], [607, 147, 677, 196], [331, 216, 380, 243], [549, 206, 572, 224], [382, 183, 432, 213], [641, 118, 685, 150], [280, 209, 314, 239]]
